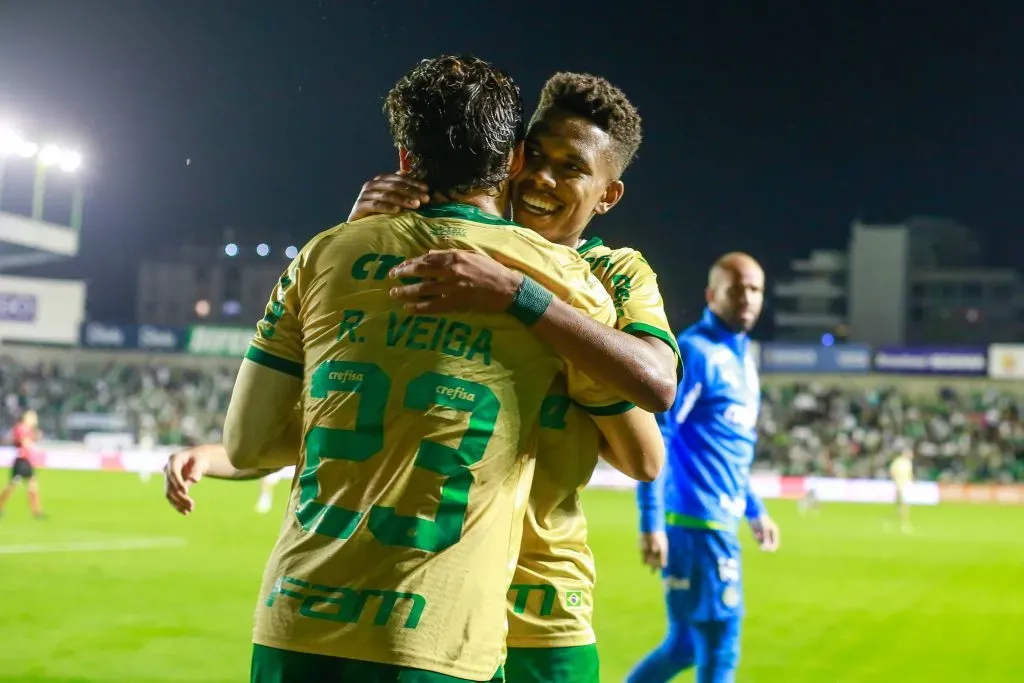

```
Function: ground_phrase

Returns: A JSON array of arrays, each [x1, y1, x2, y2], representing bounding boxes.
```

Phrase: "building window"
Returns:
[[911, 304, 925, 322], [911, 283, 925, 299]]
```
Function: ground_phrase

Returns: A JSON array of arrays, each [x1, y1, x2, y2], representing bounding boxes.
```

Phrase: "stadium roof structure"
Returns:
[[0, 210, 79, 270], [0, 126, 83, 270]]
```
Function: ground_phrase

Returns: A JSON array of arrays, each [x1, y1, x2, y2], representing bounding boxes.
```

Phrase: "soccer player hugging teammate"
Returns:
[[349, 72, 680, 683], [217, 56, 665, 683]]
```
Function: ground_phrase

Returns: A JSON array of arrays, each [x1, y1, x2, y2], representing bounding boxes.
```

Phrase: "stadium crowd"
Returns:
[[0, 354, 235, 447], [1, 354, 1021, 483], [759, 382, 1024, 483]]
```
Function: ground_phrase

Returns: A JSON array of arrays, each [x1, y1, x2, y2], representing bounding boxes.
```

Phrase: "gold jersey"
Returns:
[[246, 204, 629, 680], [506, 237, 678, 648]]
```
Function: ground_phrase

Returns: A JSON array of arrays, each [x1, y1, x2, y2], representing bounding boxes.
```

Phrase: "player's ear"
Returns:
[[593, 180, 625, 216], [398, 147, 413, 174], [704, 286, 715, 306]]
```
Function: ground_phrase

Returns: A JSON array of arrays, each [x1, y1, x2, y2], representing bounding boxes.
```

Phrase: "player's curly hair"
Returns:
[[385, 55, 525, 196], [530, 72, 642, 175]]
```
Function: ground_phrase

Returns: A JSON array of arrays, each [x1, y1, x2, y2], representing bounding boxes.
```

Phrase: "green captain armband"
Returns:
[[506, 275, 553, 327]]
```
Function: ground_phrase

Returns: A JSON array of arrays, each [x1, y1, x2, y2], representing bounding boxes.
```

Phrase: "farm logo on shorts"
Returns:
[[722, 586, 741, 608], [563, 590, 585, 610]]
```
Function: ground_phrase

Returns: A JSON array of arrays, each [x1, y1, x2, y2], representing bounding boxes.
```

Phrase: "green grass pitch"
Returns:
[[0, 471, 1021, 682]]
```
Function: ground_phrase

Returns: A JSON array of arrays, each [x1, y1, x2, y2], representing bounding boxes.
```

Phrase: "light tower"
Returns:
[[0, 122, 83, 269]]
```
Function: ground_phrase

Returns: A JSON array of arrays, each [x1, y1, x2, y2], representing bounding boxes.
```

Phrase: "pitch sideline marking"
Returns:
[[0, 536, 187, 555]]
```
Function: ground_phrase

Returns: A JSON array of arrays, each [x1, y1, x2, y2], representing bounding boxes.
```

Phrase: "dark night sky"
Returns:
[[1, 1, 1021, 332]]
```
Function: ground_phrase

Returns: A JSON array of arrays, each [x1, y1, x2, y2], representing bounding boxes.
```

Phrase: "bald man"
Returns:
[[629, 253, 780, 683]]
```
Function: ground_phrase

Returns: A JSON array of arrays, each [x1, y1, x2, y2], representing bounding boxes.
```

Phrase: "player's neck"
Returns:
[[429, 191, 505, 220]]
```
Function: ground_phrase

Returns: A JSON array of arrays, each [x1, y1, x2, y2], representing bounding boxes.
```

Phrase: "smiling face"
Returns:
[[510, 107, 624, 247]]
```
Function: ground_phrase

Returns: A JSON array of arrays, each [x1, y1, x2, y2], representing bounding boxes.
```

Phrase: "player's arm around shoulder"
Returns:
[[593, 407, 664, 482], [521, 250, 677, 413], [387, 242, 677, 412]]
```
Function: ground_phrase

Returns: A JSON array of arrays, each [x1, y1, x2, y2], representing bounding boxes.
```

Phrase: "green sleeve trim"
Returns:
[[621, 322, 682, 377], [576, 235, 605, 255], [245, 345, 303, 378], [574, 399, 636, 416]]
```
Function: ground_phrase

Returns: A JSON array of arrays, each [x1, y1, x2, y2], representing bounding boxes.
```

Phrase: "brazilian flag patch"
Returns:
[[563, 590, 584, 610]]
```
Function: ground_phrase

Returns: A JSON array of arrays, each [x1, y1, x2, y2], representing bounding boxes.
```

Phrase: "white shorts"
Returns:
[[266, 465, 296, 484]]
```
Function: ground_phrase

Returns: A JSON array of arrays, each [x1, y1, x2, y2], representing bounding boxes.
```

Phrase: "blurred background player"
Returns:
[[798, 485, 820, 515], [0, 410, 45, 519], [890, 446, 914, 533], [629, 253, 780, 683], [255, 465, 296, 514]]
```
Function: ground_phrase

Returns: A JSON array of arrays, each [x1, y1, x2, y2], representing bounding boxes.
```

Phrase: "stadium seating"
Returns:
[[759, 382, 1024, 483], [1, 350, 1020, 482]]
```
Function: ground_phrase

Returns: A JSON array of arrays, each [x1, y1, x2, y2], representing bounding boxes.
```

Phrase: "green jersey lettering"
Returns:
[[267, 576, 426, 630], [508, 583, 557, 617]]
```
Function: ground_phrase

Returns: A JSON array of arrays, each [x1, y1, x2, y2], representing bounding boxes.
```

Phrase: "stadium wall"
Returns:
[[4, 447, 1020, 506]]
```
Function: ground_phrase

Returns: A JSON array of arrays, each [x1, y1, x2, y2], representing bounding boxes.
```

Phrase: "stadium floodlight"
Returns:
[[1, 127, 25, 156], [38, 144, 82, 173], [39, 144, 62, 166], [0, 122, 85, 226], [18, 140, 39, 158], [256, 242, 270, 257], [59, 150, 82, 173], [225, 243, 239, 257], [284, 245, 298, 259]]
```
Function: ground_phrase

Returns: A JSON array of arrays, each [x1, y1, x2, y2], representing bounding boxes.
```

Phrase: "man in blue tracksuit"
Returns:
[[628, 252, 781, 683]]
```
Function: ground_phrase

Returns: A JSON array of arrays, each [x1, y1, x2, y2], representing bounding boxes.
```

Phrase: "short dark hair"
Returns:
[[530, 72, 642, 175], [385, 55, 525, 195]]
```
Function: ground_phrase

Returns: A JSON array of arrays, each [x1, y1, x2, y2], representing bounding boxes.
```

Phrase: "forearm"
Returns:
[[593, 410, 665, 483], [636, 468, 667, 533], [531, 296, 676, 413], [745, 485, 766, 520], [188, 443, 272, 481]]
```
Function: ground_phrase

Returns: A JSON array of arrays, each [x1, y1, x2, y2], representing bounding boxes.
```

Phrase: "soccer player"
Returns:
[[890, 446, 914, 533], [255, 467, 295, 514], [0, 410, 45, 519], [223, 55, 663, 683], [629, 253, 781, 683], [797, 485, 820, 515], [167, 73, 678, 683], [353, 73, 679, 683]]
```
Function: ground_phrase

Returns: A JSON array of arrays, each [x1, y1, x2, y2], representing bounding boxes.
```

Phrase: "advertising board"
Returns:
[[79, 322, 185, 352], [873, 346, 987, 376], [0, 275, 85, 345], [760, 342, 871, 373], [185, 325, 253, 357], [987, 344, 1024, 380]]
